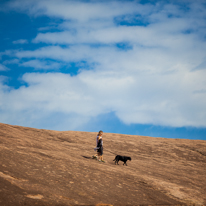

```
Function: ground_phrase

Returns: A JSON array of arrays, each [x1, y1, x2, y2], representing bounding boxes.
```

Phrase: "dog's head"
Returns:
[[128, 157, 131, 161]]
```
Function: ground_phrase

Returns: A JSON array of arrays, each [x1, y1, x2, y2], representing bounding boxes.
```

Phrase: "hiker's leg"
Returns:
[[97, 152, 101, 160], [92, 154, 98, 159], [101, 147, 103, 160]]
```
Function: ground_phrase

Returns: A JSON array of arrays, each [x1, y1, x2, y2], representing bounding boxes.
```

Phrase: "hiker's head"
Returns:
[[98, 130, 103, 136]]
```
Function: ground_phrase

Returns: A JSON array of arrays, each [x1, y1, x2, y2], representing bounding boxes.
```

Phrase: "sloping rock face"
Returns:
[[0, 123, 206, 206]]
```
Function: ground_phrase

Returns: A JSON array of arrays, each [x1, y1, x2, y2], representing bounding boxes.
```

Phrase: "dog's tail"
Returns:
[[113, 156, 117, 161]]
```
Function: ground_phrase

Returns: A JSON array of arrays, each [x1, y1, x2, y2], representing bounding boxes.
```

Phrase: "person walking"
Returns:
[[97, 132, 104, 162], [93, 130, 104, 162]]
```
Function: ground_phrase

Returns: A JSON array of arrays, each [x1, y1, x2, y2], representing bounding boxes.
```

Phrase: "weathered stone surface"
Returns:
[[0, 122, 206, 205]]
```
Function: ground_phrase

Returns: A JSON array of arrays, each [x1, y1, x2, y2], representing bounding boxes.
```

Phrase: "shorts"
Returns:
[[98, 146, 103, 155]]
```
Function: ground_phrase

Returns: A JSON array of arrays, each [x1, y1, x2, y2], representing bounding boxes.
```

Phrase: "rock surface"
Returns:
[[0, 122, 206, 205]]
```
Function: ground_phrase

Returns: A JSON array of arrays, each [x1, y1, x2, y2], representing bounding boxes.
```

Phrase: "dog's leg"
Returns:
[[123, 161, 127, 166]]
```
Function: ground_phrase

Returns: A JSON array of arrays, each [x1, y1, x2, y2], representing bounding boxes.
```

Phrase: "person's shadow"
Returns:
[[82, 155, 92, 159]]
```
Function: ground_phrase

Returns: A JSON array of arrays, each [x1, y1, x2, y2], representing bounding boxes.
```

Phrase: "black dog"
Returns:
[[113, 155, 131, 166]]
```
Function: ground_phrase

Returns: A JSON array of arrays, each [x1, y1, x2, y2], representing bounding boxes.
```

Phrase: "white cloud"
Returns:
[[21, 59, 62, 70], [6, 0, 149, 22], [3, 59, 19, 65], [13, 39, 28, 44], [193, 60, 206, 71], [1, 67, 206, 129], [0, 64, 9, 71]]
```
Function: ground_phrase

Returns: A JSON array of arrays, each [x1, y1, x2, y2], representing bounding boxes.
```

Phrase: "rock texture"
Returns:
[[0, 122, 206, 206]]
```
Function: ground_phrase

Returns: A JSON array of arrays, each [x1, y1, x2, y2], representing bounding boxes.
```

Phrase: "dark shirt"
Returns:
[[97, 138, 103, 147]]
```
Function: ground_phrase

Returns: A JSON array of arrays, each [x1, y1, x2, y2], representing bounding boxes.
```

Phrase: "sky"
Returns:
[[0, 0, 206, 140]]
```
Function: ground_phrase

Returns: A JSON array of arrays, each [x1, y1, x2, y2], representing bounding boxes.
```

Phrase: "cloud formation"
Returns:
[[20, 59, 62, 70], [0, 64, 9, 71], [13, 39, 28, 44], [1, 0, 206, 130]]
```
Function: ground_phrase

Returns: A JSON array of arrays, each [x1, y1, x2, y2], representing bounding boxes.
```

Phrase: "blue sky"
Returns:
[[0, 0, 206, 140]]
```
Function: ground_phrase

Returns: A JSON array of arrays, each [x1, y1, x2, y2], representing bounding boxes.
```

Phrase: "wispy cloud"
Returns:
[[0, 64, 9, 71], [13, 39, 28, 44], [20, 59, 62, 70], [6, 0, 146, 21]]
